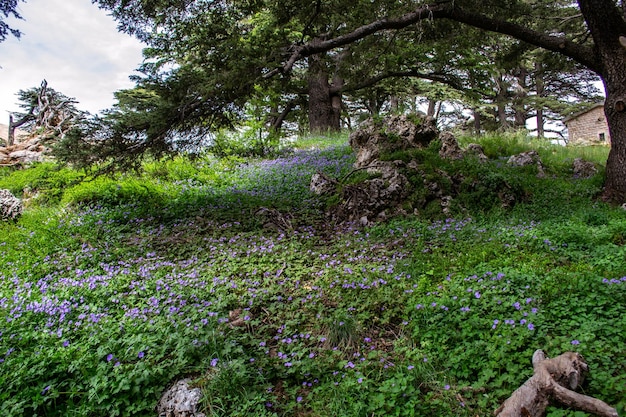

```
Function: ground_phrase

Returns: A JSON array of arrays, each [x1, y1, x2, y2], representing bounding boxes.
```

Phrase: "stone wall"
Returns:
[[565, 105, 610, 145]]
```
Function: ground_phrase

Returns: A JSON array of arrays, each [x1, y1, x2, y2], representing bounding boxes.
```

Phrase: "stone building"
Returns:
[[563, 103, 610, 145]]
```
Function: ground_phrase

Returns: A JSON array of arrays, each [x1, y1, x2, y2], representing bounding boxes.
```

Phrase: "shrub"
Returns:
[[61, 176, 168, 207]]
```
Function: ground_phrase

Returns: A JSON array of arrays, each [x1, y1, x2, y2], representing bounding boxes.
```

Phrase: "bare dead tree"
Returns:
[[7, 80, 85, 146]]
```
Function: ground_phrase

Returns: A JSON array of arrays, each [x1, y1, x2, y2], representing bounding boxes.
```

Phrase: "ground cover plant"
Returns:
[[0, 134, 624, 416]]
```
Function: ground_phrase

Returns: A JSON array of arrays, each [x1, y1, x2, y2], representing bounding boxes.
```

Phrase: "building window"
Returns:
[[599, 133, 606, 142]]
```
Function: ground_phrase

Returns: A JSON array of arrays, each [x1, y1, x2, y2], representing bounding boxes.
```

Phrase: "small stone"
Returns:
[[157, 379, 206, 417]]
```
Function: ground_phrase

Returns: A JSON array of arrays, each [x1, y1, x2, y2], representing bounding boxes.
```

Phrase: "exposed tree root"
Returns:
[[494, 350, 618, 417]]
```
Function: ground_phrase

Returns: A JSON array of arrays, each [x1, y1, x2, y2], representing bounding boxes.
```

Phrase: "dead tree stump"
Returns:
[[494, 350, 618, 417]]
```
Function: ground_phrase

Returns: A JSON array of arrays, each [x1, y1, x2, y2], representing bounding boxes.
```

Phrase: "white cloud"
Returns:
[[0, 0, 144, 122]]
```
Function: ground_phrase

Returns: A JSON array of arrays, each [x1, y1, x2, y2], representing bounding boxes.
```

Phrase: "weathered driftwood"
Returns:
[[494, 350, 618, 417]]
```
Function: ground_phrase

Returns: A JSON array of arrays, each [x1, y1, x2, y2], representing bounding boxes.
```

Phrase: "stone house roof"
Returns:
[[563, 103, 610, 145]]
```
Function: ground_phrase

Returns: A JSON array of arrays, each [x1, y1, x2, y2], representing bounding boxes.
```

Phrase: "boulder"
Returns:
[[349, 114, 438, 168], [466, 143, 488, 163], [572, 158, 597, 179], [0, 189, 22, 221], [157, 379, 206, 417], [438, 131, 464, 160], [507, 150, 546, 178], [333, 161, 410, 225]]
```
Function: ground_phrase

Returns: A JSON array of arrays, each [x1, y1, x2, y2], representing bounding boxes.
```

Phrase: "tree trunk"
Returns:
[[600, 76, 626, 203], [577, 0, 626, 203], [536, 108, 545, 138], [495, 350, 618, 417], [307, 54, 341, 133], [473, 107, 482, 135], [268, 101, 295, 135], [390, 95, 399, 113], [427, 99, 437, 118], [534, 60, 545, 138], [513, 67, 528, 128], [8, 111, 35, 146], [7, 115, 15, 147], [496, 76, 511, 130], [330, 74, 343, 129]]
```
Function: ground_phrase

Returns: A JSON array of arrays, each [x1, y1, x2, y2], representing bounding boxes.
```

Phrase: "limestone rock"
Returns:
[[507, 150, 546, 178], [8, 150, 44, 164], [0, 189, 22, 221], [0, 134, 52, 166], [157, 379, 206, 417], [334, 161, 410, 224], [438, 132, 464, 160], [349, 114, 438, 168], [572, 158, 597, 179], [466, 143, 488, 163], [310, 172, 338, 195]]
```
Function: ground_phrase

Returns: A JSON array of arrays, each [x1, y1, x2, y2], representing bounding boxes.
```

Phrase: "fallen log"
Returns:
[[494, 350, 618, 417]]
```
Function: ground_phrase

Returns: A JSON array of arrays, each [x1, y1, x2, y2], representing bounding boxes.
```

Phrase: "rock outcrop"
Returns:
[[313, 114, 548, 224], [0, 135, 52, 166], [349, 114, 438, 168], [438, 131, 464, 160]]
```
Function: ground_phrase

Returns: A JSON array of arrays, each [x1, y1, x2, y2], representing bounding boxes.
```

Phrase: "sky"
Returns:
[[0, 0, 145, 125]]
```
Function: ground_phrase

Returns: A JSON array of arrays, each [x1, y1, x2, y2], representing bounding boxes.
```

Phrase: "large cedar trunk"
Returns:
[[599, 36, 626, 202], [602, 77, 626, 203], [578, 0, 626, 203], [307, 55, 341, 133]]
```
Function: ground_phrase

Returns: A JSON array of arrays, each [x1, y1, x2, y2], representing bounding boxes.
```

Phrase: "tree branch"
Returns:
[[266, 3, 450, 77], [552, 385, 619, 417], [339, 70, 466, 94], [447, 6, 598, 73], [266, 2, 599, 78]]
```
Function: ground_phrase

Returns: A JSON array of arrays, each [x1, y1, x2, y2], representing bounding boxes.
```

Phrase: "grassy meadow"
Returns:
[[0, 132, 625, 416]]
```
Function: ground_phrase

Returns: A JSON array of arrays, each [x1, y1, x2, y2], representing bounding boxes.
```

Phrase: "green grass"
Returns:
[[0, 133, 624, 416]]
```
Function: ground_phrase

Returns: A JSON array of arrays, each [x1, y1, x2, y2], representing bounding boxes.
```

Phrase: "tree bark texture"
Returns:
[[494, 350, 618, 417], [578, 0, 626, 202], [307, 54, 342, 133]]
